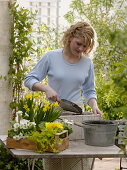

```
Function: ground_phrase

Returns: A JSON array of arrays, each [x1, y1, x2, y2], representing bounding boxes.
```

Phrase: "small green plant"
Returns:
[[28, 122, 71, 153]]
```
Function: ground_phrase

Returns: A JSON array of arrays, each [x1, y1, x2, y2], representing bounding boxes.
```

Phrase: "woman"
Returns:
[[25, 21, 101, 170], [24, 21, 101, 115]]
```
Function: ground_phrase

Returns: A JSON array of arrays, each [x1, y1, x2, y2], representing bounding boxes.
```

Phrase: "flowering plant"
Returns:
[[17, 92, 62, 128], [28, 122, 69, 153], [8, 92, 74, 153], [8, 92, 62, 139], [8, 118, 36, 140]]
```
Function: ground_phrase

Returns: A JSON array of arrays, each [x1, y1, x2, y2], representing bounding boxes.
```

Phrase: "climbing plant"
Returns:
[[8, 1, 61, 117], [8, 1, 36, 115]]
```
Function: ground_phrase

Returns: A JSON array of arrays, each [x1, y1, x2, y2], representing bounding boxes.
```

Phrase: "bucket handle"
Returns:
[[74, 122, 84, 127]]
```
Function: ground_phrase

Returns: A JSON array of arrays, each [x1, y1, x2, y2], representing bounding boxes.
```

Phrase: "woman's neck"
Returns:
[[63, 48, 81, 64]]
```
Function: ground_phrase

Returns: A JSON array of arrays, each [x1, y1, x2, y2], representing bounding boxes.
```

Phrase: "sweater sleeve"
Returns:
[[24, 53, 49, 90], [82, 60, 97, 104]]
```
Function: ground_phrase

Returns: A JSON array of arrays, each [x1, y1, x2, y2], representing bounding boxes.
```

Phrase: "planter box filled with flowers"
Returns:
[[6, 93, 73, 153]]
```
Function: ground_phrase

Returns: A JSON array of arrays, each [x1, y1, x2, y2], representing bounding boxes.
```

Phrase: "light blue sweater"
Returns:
[[24, 49, 97, 103]]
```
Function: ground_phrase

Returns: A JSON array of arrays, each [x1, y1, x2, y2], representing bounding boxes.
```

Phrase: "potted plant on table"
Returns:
[[7, 93, 73, 153]]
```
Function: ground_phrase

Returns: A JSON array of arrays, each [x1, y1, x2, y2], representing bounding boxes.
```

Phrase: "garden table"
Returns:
[[0, 135, 126, 170]]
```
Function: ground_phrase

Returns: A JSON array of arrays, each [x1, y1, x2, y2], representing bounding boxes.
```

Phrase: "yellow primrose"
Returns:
[[55, 122, 63, 129], [45, 122, 63, 129], [45, 122, 55, 129]]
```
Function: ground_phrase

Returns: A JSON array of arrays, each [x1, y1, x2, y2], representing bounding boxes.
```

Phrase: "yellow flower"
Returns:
[[50, 102, 59, 107], [23, 104, 28, 109], [45, 123, 55, 129], [33, 93, 41, 99], [26, 108, 30, 112], [43, 107, 48, 112], [44, 101, 50, 106], [41, 25, 47, 31], [45, 122, 63, 129], [25, 94, 33, 99], [55, 122, 63, 129], [53, 102, 59, 107], [43, 104, 50, 112]]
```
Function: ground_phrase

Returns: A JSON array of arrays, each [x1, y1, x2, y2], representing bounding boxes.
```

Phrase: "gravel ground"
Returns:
[[93, 158, 127, 170]]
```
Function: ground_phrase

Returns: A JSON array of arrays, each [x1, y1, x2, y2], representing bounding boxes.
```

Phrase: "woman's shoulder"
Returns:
[[46, 48, 62, 56], [82, 56, 92, 64]]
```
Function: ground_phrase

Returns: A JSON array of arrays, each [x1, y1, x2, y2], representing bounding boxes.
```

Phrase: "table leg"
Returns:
[[90, 158, 95, 170], [120, 157, 127, 170], [28, 159, 36, 170]]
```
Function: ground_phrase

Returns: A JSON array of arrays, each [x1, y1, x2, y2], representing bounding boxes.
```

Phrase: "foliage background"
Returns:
[[64, 0, 127, 120], [0, 0, 127, 168], [9, 0, 127, 120]]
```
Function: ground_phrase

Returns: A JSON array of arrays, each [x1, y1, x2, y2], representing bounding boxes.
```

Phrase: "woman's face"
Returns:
[[69, 37, 88, 57]]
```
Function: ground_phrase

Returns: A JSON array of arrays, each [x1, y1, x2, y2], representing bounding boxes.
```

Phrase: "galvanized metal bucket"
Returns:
[[82, 120, 118, 147]]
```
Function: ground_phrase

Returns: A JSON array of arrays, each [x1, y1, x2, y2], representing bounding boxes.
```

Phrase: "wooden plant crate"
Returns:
[[6, 137, 36, 150], [6, 130, 69, 152]]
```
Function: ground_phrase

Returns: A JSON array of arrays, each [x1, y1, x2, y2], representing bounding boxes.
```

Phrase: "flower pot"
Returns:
[[6, 130, 69, 152]]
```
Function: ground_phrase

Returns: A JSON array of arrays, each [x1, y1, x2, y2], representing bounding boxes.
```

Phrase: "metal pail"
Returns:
[[82, 120, 118, 147]]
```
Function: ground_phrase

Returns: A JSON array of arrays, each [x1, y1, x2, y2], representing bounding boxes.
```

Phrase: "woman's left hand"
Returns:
[[91, 105, 102, 115], [88, 98, 102, 115]]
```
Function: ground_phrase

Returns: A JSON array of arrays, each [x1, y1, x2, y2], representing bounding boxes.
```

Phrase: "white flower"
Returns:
[[25, 112, 29, 117], [16, 110, 23, 116], [13, 135, 20, 140], [14, 128, 17, 132], [19, 132, 23, 137], [20, 124, 27, 129], [19, 119, 30, 129], [63, 119, 69, 123], [68, 120, 74, 125], [13, 123, 20, 129], [63, 119, 74, 125], [20, 119, 30, 125], [29, 122, 36, 127]]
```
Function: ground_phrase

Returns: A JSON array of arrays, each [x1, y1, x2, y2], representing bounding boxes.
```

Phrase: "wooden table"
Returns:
[[0, 135, 126, 170]]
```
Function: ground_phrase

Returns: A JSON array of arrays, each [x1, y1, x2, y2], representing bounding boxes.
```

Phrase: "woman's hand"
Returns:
[[32, 83, 60, 102], [44, 85, 60, 102], [88, 98, 102, 115]]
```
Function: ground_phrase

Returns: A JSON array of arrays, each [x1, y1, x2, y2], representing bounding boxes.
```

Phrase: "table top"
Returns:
[[0, 135, 125, 159]]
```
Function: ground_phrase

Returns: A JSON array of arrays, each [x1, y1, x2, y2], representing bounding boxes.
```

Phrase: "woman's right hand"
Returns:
[[44, 85, 60, 102]]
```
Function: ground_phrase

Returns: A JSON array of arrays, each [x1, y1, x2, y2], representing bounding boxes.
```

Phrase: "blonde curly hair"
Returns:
[[61, 22, 97, 56]]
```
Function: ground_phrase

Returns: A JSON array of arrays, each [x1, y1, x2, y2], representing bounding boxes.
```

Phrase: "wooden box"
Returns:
[[6, 130, 69, 152]]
